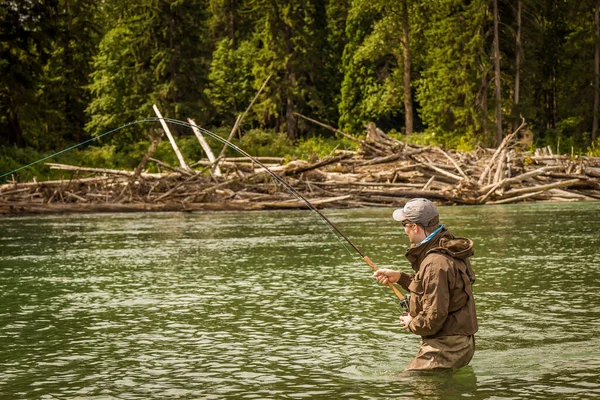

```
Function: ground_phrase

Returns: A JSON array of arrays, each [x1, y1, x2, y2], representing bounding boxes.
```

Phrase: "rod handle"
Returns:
[[363, 256, 406, 302]]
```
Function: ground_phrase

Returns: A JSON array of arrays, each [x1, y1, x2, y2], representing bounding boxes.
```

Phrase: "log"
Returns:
[[64, 190, 89, 203], [0, 188, 33, 196], [355, 153, 403, 166], [219, 157, 285, 164], [493, 148, 507, 184], [46, 163, 169, 179], [499, 178, 583, 198], [282, 153, 353, 176], [487, 191, 545, 205], [258, 195, 353, 209], [356, 188, 477, 204], [586, 166, 600, 178], [294, 112, 363, 144], [479, 165, 562, 196], [188, 118, 222, 176], [478, 117, 526, 184], [418, 161, 463, 181], [132, 132, 163, 181], [148, 158, 194, 176], [436, 147, 469, 180], [153, 104, 189, 170]]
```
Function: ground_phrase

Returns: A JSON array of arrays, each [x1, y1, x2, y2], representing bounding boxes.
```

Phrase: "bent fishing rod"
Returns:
[[0, 116, 408, 310], [157, 118, 409, 310]]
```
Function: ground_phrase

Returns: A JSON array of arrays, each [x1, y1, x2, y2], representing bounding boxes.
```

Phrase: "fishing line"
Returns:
[[1, 117, 406, 311], [0, 118, 156, 180], [156, 118, 407, 311]]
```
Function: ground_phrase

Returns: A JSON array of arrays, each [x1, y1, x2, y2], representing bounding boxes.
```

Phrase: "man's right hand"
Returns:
[[373, 269, 400, 285]]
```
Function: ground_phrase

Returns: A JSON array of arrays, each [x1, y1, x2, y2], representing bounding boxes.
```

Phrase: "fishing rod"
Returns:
[[157, 118, 409, 310], [0, 116, 408, 309]]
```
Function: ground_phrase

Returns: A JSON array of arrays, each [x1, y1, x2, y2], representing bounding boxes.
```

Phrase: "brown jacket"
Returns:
[[398, 228, 478, 339]]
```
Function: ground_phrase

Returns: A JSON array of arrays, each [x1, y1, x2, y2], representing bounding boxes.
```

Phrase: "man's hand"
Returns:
[[400, 313, 413, 329], [373, 269, 400, 285]]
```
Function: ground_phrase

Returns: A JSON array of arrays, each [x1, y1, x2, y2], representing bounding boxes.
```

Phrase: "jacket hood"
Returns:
[[405, 228, 474, 271], [436, 237, 474, 260]]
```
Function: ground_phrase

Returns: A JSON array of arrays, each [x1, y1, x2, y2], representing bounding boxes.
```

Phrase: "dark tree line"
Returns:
[[1, 0, 600, 155]]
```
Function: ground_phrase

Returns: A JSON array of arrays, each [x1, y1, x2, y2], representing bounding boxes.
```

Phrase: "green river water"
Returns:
[[1, 202, 599, 399]]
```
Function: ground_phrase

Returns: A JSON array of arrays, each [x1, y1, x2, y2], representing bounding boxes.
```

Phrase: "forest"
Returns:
[[2, 0, 600, 183]]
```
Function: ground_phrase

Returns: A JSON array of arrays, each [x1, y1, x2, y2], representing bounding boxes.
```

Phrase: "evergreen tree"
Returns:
[[205, 38, 257, 126], [248, 0, 335, 139], [339, 0, 418, 135], [86, 0, 211, 141], [0, 0, 56, 147], [37, 0, 101, 149], [414, 0, 488, 145]]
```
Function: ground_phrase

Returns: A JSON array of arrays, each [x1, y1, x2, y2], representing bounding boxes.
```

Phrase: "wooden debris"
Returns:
[[2, 117, 600, 214]]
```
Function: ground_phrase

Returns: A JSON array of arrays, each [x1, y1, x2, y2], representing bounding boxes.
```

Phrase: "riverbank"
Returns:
[[2, 122, 599, 215]]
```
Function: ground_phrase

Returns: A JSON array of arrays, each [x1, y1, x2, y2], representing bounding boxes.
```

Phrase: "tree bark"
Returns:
[[286, 71, 298, 140], [514, 0, 522, 107], [593, 0, 600, 143], [493, 0, 503, 146], [481, 65, 489, 138], [401, 0, 414, 135]]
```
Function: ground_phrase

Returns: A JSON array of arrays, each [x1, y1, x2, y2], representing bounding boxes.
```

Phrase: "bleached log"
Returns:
[[487, 191, 544, 205], [148, 158, 194, 176], [423, 176, 435, 190], [282, 153, 353, 176], [153, 104, 189, 170], [45, 163, 169, 179], [436, 147, 469, 180], [64, 191, 89, 203], [220, 157, 285, 164], [499, 178, 583, 198], [479, 117, 526, 184], [259, 195, 352, 209], [479, 165, 562, 196], [188, 118, 222, 176], [585, 166, 600, 177], [420, 162, 463, 181], [493, 149, 507, 184]]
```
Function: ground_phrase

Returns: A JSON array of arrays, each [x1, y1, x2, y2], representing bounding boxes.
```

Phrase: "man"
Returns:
[[374, 198, 478, 371]]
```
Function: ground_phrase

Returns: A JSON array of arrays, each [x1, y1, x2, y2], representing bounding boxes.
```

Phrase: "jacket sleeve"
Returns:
[[398, 272, 414, 292], [408, 257, 451, 337]]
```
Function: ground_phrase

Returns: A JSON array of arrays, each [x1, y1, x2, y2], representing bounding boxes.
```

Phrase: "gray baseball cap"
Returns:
[[392, 198, 439, 226]]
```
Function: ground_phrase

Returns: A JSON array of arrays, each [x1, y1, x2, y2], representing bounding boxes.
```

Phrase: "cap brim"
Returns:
[[392, 208, 407, 222]]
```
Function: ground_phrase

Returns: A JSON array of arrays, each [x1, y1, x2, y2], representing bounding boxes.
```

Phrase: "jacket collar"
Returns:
[[405, 227, 453, 271]]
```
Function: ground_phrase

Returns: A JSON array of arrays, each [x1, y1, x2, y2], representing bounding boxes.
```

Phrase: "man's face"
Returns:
[[402, 221, 418, 244]]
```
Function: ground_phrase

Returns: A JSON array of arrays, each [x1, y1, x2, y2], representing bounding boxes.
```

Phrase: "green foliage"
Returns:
[[587, 139, 600, 157], [205, 39, 257, 125], [291, 135, 352, 160], [339, 0, 407, 134], [238, 129, 294, 157], [414, 0, 486, 141], [5, 0, 600, 172], [86, 0, 211, 143], [249, 0, 340, 139], [0, 146, 48, 183]]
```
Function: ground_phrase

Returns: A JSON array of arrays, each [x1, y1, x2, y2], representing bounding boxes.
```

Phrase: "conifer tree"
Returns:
[[339, 0, 418, 135], [414, 0, 487, 144], [86, 0, 211, 140], [248, 0, 333, 139]]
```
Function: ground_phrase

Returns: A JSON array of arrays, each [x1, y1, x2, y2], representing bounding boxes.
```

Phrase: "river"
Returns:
[[1, 202, 599, 399]]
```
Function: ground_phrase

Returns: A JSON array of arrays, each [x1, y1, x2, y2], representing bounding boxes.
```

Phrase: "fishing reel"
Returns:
[[400, 294, 410, 312]]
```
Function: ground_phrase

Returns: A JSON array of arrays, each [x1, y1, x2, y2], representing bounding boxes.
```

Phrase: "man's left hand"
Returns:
[[400, 313, 412, 329]]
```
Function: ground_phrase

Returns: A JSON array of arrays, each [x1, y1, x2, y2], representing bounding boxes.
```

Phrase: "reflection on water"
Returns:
[[1, 202, 600, 399]]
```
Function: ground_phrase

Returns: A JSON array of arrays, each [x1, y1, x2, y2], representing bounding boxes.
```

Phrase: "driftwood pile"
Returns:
[[1, 118, 600, 215]]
